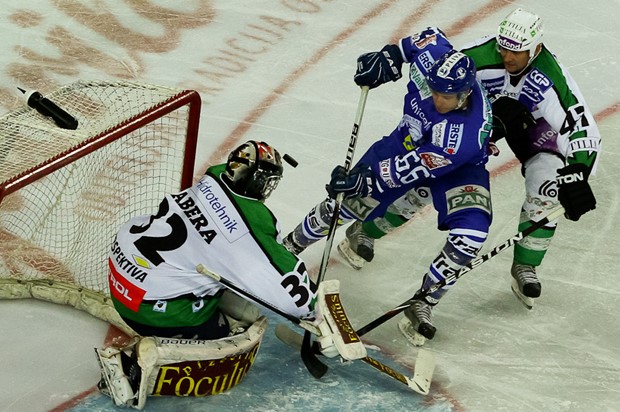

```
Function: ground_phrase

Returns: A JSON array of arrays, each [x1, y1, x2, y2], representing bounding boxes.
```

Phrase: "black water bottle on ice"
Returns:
[[18, 87, 79, 130]]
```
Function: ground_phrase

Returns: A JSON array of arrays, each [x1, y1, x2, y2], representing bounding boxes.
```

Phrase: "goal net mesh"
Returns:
[[0, 80, 200, 333]]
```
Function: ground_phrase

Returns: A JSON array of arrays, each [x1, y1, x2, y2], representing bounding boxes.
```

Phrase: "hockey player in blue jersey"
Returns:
[[336, 10, 600, 311], [283, 27, 493, 342]]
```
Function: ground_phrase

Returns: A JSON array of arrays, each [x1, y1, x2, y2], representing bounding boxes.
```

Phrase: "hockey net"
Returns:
[[0, 80, 201, 335]]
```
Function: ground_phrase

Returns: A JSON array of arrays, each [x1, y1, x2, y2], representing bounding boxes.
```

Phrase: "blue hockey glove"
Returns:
[[556, 163, 596, 221], [354, 44, 403, 89], [325, 164, 374, 199]]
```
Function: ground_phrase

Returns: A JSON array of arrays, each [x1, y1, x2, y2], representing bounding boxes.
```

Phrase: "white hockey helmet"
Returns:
[[224, 140, 283, 201], [496, 8, 543, 63]]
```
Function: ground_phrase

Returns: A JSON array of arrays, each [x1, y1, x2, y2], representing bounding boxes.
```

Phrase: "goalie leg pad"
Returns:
[[315, 279, 367, 361], [96, 316, 268, 410]]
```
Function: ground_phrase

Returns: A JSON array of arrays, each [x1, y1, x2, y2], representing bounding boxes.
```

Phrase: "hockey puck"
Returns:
[[283, 154, 298, 168]]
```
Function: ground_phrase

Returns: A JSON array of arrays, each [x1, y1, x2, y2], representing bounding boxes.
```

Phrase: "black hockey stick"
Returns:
[[301, 86, 370, 378], [196, 264, 320, 335], [276, 324, 434, 395], [355, 206, 566, 337]]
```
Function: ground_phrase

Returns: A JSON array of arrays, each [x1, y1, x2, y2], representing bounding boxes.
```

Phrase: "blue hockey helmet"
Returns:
[[426, 50, 477, 95]]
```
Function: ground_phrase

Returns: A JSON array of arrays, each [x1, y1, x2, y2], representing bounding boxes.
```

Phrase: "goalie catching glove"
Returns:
[[556, 163, 596, 221], [354, 44, 404, 89], [325, 164, 374, 199]]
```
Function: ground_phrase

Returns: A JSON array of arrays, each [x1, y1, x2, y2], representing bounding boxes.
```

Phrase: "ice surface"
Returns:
[[0, 1, 619, 411]]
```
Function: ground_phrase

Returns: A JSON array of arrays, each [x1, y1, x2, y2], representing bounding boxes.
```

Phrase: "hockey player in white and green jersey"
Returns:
[[460, 8, 600, 308], [98, 141, 367, 409], [340, 9, 600, 310], [109, 140, 316, 339]]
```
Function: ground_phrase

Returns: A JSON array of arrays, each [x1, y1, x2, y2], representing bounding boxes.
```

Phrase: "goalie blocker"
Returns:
[[313, 279, 367, 361]]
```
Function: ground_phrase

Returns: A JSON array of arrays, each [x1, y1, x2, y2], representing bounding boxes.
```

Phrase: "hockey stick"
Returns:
[[275, 324, 435, 395], [301, 86, 370, 378], [355, 206, 566, 337], [195, 264, 320, 335]]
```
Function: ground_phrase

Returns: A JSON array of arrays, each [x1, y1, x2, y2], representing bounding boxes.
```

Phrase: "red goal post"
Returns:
[[0, 80, 201, 335]]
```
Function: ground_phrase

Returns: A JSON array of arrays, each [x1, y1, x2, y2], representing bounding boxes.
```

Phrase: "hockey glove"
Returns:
[[490, 95, 536, 141], [354, 44, 403, 89], [487, 141, 500, 157], [556, 163, 596, 221], [325, 164, 374, 199]]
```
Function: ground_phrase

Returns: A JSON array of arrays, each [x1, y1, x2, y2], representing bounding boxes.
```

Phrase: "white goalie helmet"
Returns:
[[496, 8, 543, 64]]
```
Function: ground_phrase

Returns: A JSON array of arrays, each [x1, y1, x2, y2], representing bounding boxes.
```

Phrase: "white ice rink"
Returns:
[[1, 1, 619, 411]]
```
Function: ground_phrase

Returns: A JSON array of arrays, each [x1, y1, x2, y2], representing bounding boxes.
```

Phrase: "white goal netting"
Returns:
[[0, 80, 201, 333]]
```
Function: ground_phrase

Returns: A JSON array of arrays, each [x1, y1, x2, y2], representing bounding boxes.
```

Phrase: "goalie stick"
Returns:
[[275, 324, 435, 395], [195, 264, 320, 335], [301, 86, 370, 379], [196, 264, 366, 362], [355, 206, 566, 337]]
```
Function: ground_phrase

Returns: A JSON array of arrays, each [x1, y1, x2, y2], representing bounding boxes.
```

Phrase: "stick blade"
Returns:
[[275, 324, 303, 347], [411, 349, 435, 395], [275, 325, 328, 378], [301, 331, 328, 378]]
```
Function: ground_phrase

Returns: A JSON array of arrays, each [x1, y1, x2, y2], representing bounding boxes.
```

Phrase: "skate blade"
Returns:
[[511, 279, 534, 310], [337, 238, 365, 270], [397, 317, 426, 347]]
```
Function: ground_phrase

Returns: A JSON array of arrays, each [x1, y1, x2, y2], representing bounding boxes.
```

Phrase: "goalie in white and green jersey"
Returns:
[[108, 140, 317, 339], [98, 141, 367, 409]]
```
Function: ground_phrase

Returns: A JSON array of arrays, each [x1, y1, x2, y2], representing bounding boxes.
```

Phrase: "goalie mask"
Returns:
[[496, 8, 543, 67], [224, 140, 283, 201]]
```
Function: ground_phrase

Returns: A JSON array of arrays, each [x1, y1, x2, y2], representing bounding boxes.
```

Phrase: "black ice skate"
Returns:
[[511, 262, 541, 310], [337, 221, 374, 270], [398, 300, 436, 346]]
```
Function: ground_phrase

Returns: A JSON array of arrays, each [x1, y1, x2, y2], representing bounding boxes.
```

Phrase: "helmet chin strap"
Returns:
[[456, 90, 472, 110]]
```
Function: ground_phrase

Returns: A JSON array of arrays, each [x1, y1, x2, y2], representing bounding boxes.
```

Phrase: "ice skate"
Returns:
[[337, 221, 374, 270], [510, 262, 541, 310], [398, 300, 436, 346], [97, 377, 111, 398]]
